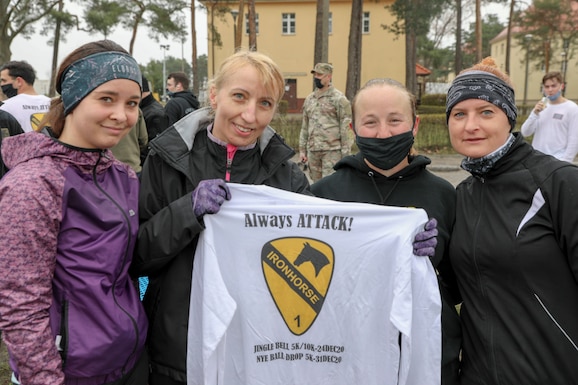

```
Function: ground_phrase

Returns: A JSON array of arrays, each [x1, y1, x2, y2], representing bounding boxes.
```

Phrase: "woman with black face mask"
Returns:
[[311, 78, 461, 385]]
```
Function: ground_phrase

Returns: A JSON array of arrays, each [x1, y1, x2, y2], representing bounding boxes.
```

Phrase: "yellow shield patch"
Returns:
[[261, 237, 334, 335], [30, 113, 46, 131]]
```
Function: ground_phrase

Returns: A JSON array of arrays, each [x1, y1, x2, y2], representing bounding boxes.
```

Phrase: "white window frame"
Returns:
[[282, 13, 296, 35], [362, 12, 370, 34]]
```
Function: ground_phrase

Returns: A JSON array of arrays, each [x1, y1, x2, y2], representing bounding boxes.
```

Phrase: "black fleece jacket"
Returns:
[[312, 152, 461, 385], [451, 134, 578, 385]]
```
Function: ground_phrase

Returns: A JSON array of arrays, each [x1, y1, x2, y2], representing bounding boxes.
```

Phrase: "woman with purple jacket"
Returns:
[[0, 40, 148, 385]]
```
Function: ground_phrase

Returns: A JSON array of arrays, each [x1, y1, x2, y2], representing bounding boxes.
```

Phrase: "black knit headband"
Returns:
[[446, 71, 518, 131]]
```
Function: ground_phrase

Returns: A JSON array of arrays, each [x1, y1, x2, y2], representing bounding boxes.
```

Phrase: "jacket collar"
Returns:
[[148, 107, 295, 180]]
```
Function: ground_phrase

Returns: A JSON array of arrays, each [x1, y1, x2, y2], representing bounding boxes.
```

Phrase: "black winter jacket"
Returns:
[[133, 107, 310, 382], [312, 152, 461, 385], [0, 110, 23, 178], [164, 90, 200, 126], [140, 94, 169, 164], [451, 133, 578, 385]]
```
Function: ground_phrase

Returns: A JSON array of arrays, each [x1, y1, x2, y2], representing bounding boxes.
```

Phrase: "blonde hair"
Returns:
[[208, 51, 285, 105], [459, 57, 514, 87], [351, 78, 417, 126]]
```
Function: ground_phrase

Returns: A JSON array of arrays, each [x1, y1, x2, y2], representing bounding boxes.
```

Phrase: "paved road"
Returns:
[[426, 154, 469, 187]]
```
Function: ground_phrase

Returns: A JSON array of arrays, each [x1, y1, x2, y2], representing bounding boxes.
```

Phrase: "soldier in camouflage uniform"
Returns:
[[299, 63, 352, 182]]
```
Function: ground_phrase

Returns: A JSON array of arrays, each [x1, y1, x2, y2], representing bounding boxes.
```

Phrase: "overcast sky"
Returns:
[[11, 1, 209, 80]]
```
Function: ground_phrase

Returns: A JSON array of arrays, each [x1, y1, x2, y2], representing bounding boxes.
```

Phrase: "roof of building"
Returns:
[[416, 63, 431, 76]]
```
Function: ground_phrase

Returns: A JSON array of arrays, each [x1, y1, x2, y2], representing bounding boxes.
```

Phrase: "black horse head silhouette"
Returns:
[[294, 242, 330, 277]]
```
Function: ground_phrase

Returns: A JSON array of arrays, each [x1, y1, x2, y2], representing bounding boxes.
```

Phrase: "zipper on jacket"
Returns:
[[470, 179, 501, 384], [56, 300, 69, 369], [225, 143, 237, 182], [534, 293, 578, 352], [92, 152, 140, 374]]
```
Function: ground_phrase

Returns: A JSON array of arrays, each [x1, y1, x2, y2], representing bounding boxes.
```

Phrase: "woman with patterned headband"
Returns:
[[0, 40, 148, 385], [446, 57, 578, 384]]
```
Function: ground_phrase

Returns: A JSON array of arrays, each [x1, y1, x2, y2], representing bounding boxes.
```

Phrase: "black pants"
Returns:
[[106, 351, 149, 385], [149, 372, 185, 385]]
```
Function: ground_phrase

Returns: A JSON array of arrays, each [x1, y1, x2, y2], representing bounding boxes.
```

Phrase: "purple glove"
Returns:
[[413, 218, 438, 257], [192, 179, 231, 218]]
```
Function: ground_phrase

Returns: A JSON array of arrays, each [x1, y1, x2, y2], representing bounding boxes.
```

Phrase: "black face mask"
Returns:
[[1, 83, 17, 99], [356, 130, 415, 171], [314, 78, 323, 89]]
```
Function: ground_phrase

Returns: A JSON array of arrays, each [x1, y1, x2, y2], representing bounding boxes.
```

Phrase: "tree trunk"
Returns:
[[475, 0, 482, 62], [191, 0, 199, 95], [321, 0, 328, 62], [248, 0, 257, 50], [128, 2, 145, 55], [345, 0, 362, 101], [314, 0, 323, 66], [405, 27, 417, 95], [505, 0, 515, 73], [454, 0, 462, 74], [49, 0, 64, 97], [235, 0, 245, 50]]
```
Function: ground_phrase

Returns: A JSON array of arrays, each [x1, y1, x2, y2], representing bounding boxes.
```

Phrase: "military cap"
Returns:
[[311, 63, 333, 75]]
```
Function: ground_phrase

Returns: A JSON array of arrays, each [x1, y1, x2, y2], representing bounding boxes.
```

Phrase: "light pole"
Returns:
[[561, 38, 569, 96], [523, 34, 533, 113], [231, 9, 239, 51], [160, 44, 170, 102]]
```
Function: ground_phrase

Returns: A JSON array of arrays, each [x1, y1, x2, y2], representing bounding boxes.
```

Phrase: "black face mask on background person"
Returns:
[[1, 83, 17, 99], [356, 129, 415, 171], [314, 78, 323, 89]]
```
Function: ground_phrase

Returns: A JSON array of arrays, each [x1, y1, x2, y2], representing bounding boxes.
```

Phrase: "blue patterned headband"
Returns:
[[60, 51, 142, 115], [446, 71, 517, 131]]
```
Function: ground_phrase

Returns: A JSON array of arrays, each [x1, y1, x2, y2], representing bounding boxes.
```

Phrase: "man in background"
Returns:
[[0, 61, 50, 132], [140, 74, 169, 164], [521, 71, 578, 163], [164, 71, 199, 125], [299, 63, 352, 182]]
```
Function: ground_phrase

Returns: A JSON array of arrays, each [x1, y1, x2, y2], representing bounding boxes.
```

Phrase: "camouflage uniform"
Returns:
[[299, 85, 352, 182]]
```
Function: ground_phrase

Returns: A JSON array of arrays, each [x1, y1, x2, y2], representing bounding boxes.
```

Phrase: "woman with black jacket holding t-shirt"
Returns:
[[312, 78, 461, 385]]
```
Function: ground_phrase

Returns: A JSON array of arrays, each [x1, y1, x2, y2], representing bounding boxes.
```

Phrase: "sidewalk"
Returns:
[[425, 153, 468, 187]]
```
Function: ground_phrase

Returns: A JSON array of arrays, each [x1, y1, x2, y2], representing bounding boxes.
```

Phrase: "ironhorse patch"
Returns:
[[261, 237, 334, 335]]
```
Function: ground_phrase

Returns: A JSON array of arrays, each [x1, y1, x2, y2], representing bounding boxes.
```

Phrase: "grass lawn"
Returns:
[[0, 342, 10, 383]]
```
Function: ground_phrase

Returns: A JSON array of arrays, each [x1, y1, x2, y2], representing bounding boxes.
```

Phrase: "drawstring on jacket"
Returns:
[[368, 170, 402, 205]]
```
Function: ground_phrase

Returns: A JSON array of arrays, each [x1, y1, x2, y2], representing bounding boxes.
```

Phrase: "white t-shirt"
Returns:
[[0, 94, 51, 133], [520, 99, 578, 162], [187, 184, 441, 385]]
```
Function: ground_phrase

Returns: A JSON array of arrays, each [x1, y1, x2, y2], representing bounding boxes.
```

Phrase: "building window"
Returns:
[[245, 13, 259, 34], [329, 12, 332, 34], [282, 13, 295, 35], [362, 12, 370, 33]]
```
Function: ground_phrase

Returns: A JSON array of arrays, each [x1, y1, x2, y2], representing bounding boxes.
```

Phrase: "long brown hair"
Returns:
[[39, 40, 130, 137]]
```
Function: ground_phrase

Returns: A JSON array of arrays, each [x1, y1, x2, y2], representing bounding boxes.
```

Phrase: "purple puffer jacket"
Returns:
[[0, 132, 147, 385]]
